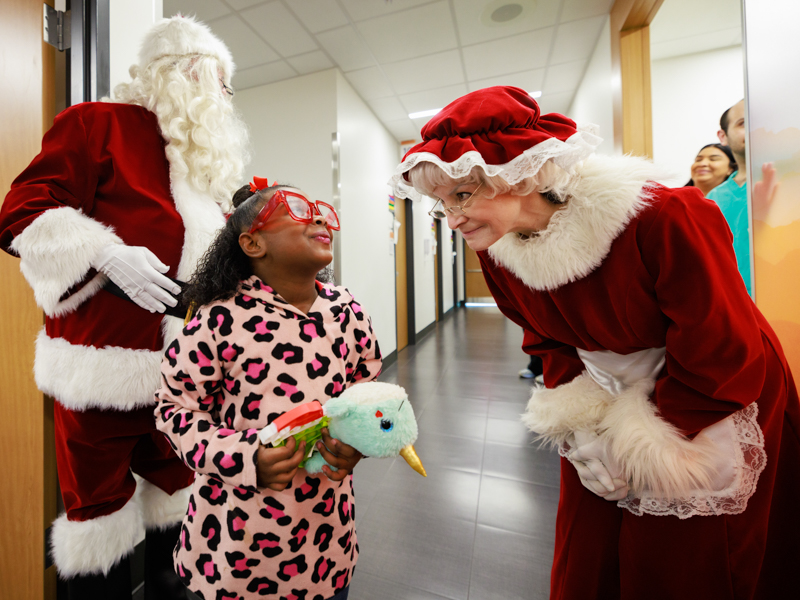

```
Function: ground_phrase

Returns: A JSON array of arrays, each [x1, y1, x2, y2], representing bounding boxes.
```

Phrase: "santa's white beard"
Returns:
[[158, 96, 249, 212]]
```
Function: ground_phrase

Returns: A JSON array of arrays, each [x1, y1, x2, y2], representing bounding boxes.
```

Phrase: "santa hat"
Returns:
[[138, 15, 235, 78], [389, 86, 601, 200]]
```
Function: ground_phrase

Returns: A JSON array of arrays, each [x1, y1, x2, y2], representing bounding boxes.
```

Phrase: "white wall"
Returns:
[[235, 70, 338, 208], [651, 46, 744, 185], [236, 69, 399, 356], [412, 196, 437, 334], [569, 17, 617, 155], [440, 226, 454, 313], [335, 72, 398, 356], [109, 0, 163, 91]]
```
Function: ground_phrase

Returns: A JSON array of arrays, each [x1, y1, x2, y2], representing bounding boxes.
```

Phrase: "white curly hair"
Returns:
[[408, 159, 577, 205], [108, 53, 249, 211]]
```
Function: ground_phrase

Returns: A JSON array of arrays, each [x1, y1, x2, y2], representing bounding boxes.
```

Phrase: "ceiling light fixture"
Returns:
[[530, 91, 542, 99], [481, 0, 536, 27], [409, 108, 442, 119]]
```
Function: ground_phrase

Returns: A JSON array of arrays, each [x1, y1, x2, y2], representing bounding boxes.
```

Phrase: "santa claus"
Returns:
[[0, 15, 248, 599]]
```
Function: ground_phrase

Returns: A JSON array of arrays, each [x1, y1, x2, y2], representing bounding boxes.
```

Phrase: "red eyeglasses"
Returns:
[[248, 189, 341, 234]]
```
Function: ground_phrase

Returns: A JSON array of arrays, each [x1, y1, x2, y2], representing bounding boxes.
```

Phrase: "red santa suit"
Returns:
[[0, 100, 227, 577], [390, 86, 800, 600]]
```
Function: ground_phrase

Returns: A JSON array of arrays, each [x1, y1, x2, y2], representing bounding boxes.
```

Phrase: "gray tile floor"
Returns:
[[349, 307, 559, 600]]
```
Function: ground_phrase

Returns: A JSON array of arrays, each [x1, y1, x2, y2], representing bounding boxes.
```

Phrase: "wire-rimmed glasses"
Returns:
[[220, 78, 234, 97], [428, 182, 483, 220]]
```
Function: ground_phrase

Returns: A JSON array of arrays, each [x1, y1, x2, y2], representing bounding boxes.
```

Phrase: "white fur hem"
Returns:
[[51, 496, 143, 577], [616, 403, 767, 518], [522, 372, 613, 448], [599, 379, 723, 498], [138, 480, 191, 529], [10, 207, 122, 316], [34, 329, 162, 411], [488, 154, 665, 290]]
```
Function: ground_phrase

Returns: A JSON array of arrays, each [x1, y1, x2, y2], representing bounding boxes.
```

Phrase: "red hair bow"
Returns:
[[249, 176, 274, 192]]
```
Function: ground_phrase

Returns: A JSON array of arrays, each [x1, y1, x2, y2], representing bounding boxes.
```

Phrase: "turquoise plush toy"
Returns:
[[258, 381, 426, 477]]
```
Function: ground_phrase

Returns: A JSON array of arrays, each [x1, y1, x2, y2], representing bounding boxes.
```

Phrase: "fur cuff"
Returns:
[[138, 480, 191, 530], [35, 329, 162, 411], [522, 372, 614, 448], [599, 380, 721, 498], [10, 207, 122, 316], [51, 496, 142, 577]]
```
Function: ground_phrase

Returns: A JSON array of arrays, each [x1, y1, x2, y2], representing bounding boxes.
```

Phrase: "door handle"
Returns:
[[466, 269, 482, 273]]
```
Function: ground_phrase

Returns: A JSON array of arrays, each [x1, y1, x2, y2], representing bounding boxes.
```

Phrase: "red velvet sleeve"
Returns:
[[0, 105, 98, 251], [641, 190, 766, 436]]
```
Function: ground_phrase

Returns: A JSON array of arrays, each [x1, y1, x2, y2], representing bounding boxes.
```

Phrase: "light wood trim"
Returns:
[[394, 200, 408, 351], [620, 26, 653, 157], [610, 0, 664, 158], [1, 1, 53, 599]]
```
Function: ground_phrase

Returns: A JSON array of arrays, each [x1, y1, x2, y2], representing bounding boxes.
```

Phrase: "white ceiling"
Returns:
[[650, 0, 741, 61], [163, 0, 742, 142]]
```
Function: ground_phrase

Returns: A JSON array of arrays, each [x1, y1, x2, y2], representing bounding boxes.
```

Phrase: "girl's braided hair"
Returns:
[[180, 183, 334, 310]]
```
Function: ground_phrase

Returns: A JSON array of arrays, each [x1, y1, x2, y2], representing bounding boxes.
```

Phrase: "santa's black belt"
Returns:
[[103, 277, 189, 319]]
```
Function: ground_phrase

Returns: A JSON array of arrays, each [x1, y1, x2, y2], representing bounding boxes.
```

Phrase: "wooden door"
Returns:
[[464, 244, 493, 301], [1, 1, 56, 599], [394, 198, 408, 351]]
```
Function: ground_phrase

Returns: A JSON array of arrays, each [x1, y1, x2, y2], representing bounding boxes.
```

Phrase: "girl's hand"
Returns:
[[317, 428, 362, 482], [256, 436, 306, 491]]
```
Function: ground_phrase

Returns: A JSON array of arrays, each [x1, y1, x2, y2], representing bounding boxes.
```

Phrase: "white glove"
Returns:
[[568, 430, 629, 501], [92, 244, 180, 313]]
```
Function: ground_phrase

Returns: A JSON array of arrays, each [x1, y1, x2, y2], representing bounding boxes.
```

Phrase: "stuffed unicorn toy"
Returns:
[[258, 381, 426, 477]]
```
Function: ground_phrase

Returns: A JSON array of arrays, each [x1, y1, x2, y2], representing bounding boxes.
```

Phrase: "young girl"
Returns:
[[154, 182, 381, 600]]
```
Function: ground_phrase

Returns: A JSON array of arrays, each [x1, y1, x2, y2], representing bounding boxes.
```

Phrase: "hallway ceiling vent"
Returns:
[[481, 0, 537, 26]]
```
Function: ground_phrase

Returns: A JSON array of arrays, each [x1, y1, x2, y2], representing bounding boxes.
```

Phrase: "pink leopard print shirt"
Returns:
[[155, 276, 381, 599]]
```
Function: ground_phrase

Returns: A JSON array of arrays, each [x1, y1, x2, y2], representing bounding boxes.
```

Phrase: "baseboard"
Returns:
[[382, 349, 397, 369], [414, 321, 436, 344]]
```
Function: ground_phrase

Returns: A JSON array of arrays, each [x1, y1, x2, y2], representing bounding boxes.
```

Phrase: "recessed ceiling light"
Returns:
[[409, 108, 442, 119], [530, 91, 542, 99], [481, 0, 536, 27]]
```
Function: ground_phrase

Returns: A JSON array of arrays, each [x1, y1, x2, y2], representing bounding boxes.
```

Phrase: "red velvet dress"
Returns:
[[479, 183, 800, 599]]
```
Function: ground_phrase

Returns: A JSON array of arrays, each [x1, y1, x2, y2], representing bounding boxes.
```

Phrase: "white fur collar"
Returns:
[[160, 171, 227, 348], [487, 154, 664, 291]]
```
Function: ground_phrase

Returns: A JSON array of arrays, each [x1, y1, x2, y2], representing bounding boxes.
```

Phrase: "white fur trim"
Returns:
[[598, 379, 721, 498], [487, 154, 665, 291], [617, 403, 767, 518], [159, 172, 226, 349], [522, 372, 613, 448], [390, 125, 603, 201], [34, 329, 162, 411], [10, 207, 122, 316], [138, 480, 191, 530], [139, 15, 235, 77], [51, 495, 143, 577]]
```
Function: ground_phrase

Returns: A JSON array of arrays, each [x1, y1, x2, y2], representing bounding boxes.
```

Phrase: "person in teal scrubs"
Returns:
[[707, 99, 752, 295]]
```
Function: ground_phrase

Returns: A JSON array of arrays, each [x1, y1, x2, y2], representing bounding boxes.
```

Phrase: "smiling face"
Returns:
[[431, 181, 558, 252], [719, 100, 746, 159], [240, 187, 334, 275], [691, 147, 734, 191]]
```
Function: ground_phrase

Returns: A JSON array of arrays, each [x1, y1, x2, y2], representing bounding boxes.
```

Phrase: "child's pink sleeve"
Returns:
[[154, 308, 259, 490], [349, 300, 383, 384]]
